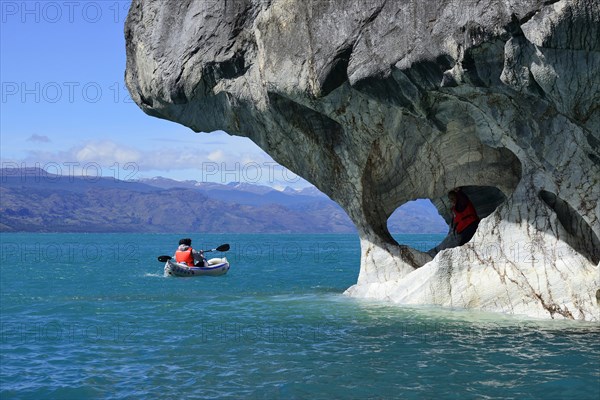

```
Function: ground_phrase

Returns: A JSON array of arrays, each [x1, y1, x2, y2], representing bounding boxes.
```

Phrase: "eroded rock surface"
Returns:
[[125, 0, 600, 320]]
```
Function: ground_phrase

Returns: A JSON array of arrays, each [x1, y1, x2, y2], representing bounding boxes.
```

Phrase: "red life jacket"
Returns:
[[453, 201, 479, 233], [175, 248, 195, 265]]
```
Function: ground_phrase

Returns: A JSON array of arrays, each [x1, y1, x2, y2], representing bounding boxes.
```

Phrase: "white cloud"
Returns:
[[10, 138, 313, 189], [26, 134, 51, 143], [207, 149, 225, 162], [74, 141, 142, 164]]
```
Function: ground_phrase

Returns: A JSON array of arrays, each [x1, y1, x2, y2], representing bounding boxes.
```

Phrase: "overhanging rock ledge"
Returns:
[[125, 0, 600, 320]]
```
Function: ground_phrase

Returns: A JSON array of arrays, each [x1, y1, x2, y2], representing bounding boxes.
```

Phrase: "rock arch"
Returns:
[[125, 0, 600, 320]]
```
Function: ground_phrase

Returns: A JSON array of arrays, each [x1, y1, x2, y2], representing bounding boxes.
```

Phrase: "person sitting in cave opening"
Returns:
[[448, 188, 480, 246]]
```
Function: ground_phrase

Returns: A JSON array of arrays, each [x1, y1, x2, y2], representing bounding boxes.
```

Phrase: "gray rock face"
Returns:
[[125, 0, 600, 320]]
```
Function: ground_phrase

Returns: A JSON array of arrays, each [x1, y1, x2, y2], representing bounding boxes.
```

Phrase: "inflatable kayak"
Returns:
[[164, 257, 230, 277]]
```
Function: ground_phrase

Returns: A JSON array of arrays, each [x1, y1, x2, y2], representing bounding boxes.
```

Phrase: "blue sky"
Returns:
[[0, 1, 307, 188]]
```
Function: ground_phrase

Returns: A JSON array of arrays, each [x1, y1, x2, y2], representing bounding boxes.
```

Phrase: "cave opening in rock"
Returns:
[[387, 186, 508, 257], [539, 190, 600, 264], [387, 198, 448, 253]]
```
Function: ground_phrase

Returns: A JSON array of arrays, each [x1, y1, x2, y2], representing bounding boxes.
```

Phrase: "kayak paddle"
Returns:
[[208, 243, 230, 253], [157, 243, 230, 262]]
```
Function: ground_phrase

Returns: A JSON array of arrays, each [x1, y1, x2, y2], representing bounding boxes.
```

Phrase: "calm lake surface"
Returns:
[[1, 233, 598, 399]]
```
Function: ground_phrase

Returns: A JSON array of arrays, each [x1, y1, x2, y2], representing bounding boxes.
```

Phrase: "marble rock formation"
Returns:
[[125, 0, 600, 320]]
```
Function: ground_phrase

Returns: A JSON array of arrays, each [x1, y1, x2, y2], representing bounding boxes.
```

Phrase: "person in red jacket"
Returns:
[[448, 188, 479, 245], [174, 238, 207, 267]]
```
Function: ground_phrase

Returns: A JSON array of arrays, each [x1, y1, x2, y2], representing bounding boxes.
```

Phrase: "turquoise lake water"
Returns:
[[1, 233, 599, 399]]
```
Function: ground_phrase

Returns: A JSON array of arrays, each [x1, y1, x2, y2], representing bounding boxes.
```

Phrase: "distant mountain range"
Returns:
[[0, 168, 447, 233]]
